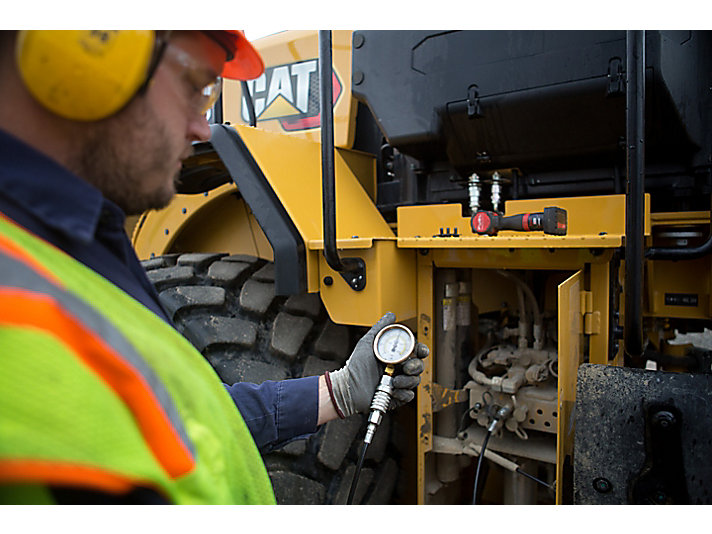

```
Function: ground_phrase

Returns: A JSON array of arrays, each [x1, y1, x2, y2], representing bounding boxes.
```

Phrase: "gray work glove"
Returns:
[[326, 312, 429, 418]]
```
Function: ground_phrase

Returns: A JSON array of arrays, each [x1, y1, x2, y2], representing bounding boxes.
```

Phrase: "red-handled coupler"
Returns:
[[471, 207, 567, 236]]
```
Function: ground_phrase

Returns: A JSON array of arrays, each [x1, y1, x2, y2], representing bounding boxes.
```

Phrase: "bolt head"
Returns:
[[593, 477, 612, 494], [653, 410, 676, 429]]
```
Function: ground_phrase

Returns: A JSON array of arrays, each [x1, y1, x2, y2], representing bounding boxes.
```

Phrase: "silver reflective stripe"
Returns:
[[0, 250, 196, 459]]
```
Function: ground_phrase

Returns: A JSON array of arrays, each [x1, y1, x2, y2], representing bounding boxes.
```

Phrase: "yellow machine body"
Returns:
[[132, 30, 712, 505]]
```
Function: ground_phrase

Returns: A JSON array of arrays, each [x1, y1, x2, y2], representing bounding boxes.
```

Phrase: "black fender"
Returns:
[[177, 124, 306, 296]]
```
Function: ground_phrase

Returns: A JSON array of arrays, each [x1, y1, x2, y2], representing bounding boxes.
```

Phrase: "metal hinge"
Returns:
[[580, 290, 601, 335]]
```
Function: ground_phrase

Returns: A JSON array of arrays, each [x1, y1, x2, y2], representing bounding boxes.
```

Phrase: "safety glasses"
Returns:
[[163, 44, 222, 115]]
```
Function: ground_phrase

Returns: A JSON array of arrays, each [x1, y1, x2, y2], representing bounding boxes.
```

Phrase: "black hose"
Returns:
[[646, 196, 712, 260], [516, 467, 553, 490], [347, 441, 369, 505], [457, 407, 478, 435], [472, 429, 492, 505], [646, 237, 712, 260]]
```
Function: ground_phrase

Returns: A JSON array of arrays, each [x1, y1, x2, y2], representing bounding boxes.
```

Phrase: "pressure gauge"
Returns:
[[373, 323, 415, 366]]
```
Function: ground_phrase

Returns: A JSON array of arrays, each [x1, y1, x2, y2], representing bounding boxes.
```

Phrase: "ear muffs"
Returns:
[[16, 30, 158, 121]]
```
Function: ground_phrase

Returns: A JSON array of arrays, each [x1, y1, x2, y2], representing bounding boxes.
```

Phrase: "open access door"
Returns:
[[557, 270, 584, 504]]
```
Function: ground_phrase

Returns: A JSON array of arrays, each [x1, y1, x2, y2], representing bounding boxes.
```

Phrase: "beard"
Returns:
[[69, 98, 183, 216]]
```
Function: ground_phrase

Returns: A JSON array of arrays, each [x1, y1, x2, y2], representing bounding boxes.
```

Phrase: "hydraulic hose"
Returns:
[[472, 404, 512, 504], [514, 284, 528, 348], [496, 270, 541, 327], [472, 429, 492, 505], [646, 234, 712, 260], [496, 270, 543, 348], [347, 372, 395, 504], [347, 441, 369, 505], [516, 467, 553, 489], [646, 194, 712, 260], [469, 428, 552, 503], [439, 432, 555, 498]]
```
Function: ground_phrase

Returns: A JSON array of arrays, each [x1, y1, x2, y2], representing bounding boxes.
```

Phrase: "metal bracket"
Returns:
[[629, 404, 690, 504], [337, 257, 367, 291]]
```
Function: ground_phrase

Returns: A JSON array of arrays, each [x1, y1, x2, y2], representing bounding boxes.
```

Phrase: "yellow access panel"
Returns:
[[557, 270, 584, 504]]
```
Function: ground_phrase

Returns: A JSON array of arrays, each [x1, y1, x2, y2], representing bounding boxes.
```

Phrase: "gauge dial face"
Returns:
[[373, 324, 415, 365]]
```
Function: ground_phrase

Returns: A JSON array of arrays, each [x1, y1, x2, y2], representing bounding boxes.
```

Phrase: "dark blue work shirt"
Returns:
[[0, 128, 318, 453]]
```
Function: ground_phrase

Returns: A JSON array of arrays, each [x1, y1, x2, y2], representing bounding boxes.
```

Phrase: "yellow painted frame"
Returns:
[[397, 195, 651, 249]]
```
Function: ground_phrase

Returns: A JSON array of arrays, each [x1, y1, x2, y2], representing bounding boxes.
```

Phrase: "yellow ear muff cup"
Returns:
[[16, 30, 156, 122]]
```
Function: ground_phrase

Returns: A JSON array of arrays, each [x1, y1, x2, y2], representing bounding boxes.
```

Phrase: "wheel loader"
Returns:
[[130, 30, 712, 504]]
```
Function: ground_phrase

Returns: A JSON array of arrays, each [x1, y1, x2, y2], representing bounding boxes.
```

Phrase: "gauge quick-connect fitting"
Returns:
[[364, 374, 394, 444]]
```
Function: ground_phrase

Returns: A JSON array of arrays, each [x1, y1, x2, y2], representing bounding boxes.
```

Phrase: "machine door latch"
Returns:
[[607, 57, 625, 96], [467, 85, 483, 118]]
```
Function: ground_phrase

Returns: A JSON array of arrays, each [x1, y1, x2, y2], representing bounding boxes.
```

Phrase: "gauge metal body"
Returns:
[[373, 323, 415, 366]]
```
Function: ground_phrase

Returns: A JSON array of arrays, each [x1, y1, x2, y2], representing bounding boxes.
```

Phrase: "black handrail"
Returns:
[[624, 30, 645, 362], [319, 30, 342, 272], [319, 30, 366, 290]]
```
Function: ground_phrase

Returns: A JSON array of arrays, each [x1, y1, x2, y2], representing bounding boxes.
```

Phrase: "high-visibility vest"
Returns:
[[0, 214, 275, 504]]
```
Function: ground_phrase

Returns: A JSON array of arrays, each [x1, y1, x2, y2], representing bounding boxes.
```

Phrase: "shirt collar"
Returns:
[[0, 128, 124, 244]]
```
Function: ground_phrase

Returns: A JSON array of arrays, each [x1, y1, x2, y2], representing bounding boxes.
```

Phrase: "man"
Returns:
[[0, 30, 427, 504]]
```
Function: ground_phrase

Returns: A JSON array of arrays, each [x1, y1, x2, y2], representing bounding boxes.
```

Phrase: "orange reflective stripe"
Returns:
[[0, 227, 62, 287], [0, 459, 160, 497], [0, 288, 195, 478]]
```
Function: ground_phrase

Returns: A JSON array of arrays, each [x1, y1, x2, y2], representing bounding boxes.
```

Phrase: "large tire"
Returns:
[[141, 252, 400, 504]]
